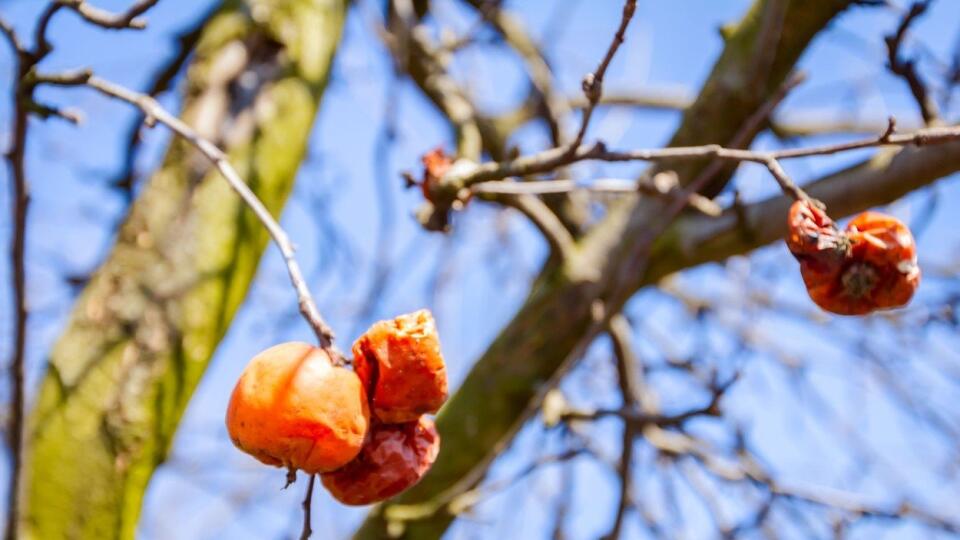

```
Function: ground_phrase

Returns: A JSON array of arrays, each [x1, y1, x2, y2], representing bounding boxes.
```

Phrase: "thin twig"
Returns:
[[60, 0, 159, 30], [602, 315, 645, 540], [472, 0, 573, 146], [472, 175, 722, 216], [569, 0, 637, 151], [3, 72, 28, 540], [885, 1, 941, 125], [442, 118, 959, 197], [38, 71, 338, 351], [1, 5, 164, 534], [300, 474, 316, 540], [685, 71, 806, 199]]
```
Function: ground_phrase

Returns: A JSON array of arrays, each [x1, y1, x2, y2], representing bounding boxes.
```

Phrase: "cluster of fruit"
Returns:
[[226, 310, 448, 505], [786, 200, 920, 315]]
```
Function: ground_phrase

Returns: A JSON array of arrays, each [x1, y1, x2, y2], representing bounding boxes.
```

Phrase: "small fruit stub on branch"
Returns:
[[418, 147, 452, 203], [786, 200, 920, 315], [225, 309, 448, 506]]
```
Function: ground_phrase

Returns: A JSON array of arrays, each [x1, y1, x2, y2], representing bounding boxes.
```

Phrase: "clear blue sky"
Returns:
[[2, 1, 960, 538]]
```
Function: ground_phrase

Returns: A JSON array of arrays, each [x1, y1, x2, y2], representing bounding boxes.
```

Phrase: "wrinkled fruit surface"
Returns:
[[321, 416, 440, 506], [786, 200, 920, 315], [226, 342, 370, 473], [353, 309, 448, 423]]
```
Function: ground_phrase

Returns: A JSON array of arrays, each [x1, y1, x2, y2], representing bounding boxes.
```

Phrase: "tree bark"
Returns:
[[18, 1, 346, 538], [352, 1, 888, 538]]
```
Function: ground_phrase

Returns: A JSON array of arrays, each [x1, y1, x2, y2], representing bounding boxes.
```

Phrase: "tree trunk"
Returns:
[[18, 1, 346, 538]]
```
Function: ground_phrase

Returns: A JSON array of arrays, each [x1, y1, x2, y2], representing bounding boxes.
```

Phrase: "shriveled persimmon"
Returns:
[[353, 309, 448, 424], [226, 342, 370, 474], [321, 416, 440, 506], [786, 200, 920, 315], [786, 198, 848, 259]]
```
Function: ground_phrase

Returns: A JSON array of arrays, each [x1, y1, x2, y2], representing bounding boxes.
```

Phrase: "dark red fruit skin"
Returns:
[[321, 417, 440, 506], [786, 201, 920, 315]]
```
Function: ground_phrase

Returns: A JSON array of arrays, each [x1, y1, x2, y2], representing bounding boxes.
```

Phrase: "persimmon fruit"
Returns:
[[786, 200, 920, 315], [321, 416, 440, 506], [352, 309, 448, 424], [226, 342, 370, 474]]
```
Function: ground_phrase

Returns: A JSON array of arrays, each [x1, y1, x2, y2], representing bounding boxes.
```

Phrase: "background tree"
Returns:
[[3, 0, 960, 539]]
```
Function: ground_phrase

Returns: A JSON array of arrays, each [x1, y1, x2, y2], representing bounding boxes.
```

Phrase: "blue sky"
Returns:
[[3, 1, 960, 538]]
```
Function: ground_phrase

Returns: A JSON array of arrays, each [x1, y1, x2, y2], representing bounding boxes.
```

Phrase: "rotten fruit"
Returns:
[[786, 200, 920, 315], [321, 416, 440, 506], [353, 309, 448, 424], [226, 309, 449, 505]]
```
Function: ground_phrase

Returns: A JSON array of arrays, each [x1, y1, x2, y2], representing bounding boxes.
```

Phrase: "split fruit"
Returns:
[[353, 309, 448, 424]]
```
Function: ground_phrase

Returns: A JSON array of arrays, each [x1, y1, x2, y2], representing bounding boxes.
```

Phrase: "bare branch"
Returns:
[[0, 18, 24, 54], [439, 120, 960, 200], [685, 71, 806, 201], [569, 0, 637, 151], [3, 75, 28, 540], [300, 474, 316, 540], [60, 0, 159, 30], [36, 70, 339, 351], [468, 1, 573, 146], [602, 315, 645, 540], [885, 1, 941, 125], [472, 174, 722, 217]]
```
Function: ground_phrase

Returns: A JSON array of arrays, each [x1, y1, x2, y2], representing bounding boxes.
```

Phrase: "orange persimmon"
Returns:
[[353, 310, 448, 424], [786, 200, 920, 315], [321, 416, 440, 506], [226, 342, 370, 474]]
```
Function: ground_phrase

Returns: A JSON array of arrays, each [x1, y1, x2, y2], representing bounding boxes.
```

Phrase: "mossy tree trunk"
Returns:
[[18, 1, 346, 538]]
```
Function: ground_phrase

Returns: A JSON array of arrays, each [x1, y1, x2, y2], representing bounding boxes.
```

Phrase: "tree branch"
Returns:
[[60, 0, 159, 30], [602, 315, 644, 540], [568, 0, 637, 151], [300, 474, 316, 540], [646, 136, 960, 283], [58, 72, 340, 351], [885, 1, 941, 125], [434, 120, 959, 203]]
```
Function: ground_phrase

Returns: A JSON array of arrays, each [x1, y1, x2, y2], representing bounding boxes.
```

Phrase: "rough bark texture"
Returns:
[[353, 1, 882, 538], [18, 1, 346, 538]]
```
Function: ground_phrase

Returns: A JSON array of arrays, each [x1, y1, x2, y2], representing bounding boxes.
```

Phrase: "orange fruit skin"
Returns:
[[787, 202, 920, 315], [321, 416, 440, 506], [353, 310, 448, 424], [226, 342, 370, 474]]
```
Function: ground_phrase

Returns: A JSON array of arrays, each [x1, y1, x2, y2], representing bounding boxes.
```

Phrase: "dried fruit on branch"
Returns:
[[786, 200, 920, 315], [353, 309, 448, 424], [420, 147, 452, 203], [226, 342, 370, 473], [321, 416, 440, 506]]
